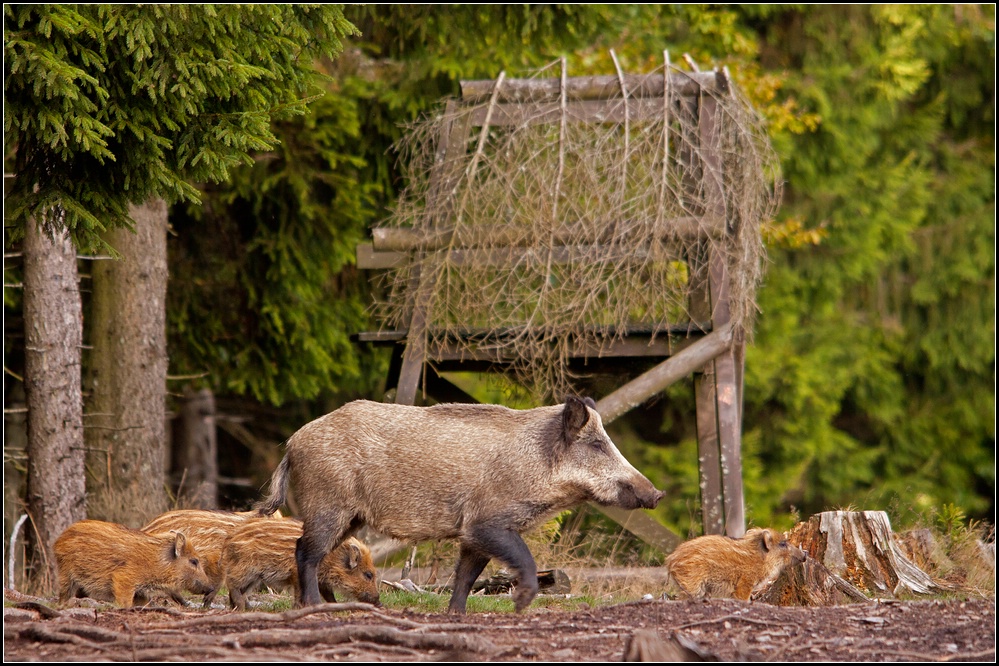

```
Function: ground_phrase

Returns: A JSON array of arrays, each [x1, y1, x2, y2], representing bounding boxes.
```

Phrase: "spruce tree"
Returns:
[[4, 4, 358, 584]]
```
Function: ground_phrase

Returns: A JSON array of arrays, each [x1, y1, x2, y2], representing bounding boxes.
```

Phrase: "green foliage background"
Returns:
[[4, 4, 357, 251], [165, 5, 996, 530], [7, 6, 994, 532]]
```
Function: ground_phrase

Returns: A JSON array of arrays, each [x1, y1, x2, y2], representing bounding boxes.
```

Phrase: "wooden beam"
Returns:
[[370, 219, 719, 253], [708, 254, 745, 538], [356, 242, 405, 269], [689, 239, 726, 535], [460, 71, 724, 103], [359, 243, 700, 272], [592, 504, 682, 555], [594, 322, 733, 424], [695, 372, 725, 535], [383, 334, 696, 365], [395, 260, 429, 405], [699, 85, 744, 537], [466, 97, 674, 127]]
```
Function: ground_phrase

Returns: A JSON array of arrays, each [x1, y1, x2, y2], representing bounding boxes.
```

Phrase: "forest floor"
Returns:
[[4, 589, 995, 662]]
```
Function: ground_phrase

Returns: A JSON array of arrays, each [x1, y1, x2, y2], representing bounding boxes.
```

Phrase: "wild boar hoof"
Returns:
[[513, 585, 537, 612]]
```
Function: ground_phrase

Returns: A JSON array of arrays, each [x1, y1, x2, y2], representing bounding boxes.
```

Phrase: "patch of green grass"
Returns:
[[465, 595, 516, 613], [523, 593, 607, 611], [378, 589, 613, 614], [379, 589, 451, 613], [252, 595, 294, 612]]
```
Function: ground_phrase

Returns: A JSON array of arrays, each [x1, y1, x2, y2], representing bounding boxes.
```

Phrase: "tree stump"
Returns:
[[753, 556, 869, 606], [789, 511, 938, 597], [894, 528, 948, 575], [171, 388, 218, 509]]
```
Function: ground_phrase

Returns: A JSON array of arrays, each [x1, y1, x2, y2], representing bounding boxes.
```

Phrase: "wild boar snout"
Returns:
[[189, 579, 215, 595], [614, 477, 664, 510]]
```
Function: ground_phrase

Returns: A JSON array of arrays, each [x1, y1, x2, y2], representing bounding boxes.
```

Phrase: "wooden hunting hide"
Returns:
[[357, 55, 781, 542]]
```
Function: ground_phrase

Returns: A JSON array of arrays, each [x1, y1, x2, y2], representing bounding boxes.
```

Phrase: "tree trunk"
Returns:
[[23, 216, 86, 591], [85, 198, 169, 526], [172, 387, 218, 509], [3, 384, 29, 591]]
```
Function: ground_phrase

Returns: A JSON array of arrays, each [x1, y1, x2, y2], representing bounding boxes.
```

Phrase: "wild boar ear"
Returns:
[[562, 395, 590, 443], [170, 530, 187, 559], [347, 542, 361, 570], [760, 529, 776, 552]]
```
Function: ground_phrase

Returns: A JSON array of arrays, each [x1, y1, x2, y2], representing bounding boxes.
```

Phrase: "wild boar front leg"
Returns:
[[201, 587, 220, 609], [110, 574, 136, 608], [463, 524, 539, 613], [448, 544, 491, 614], [228, 583, 250, 611]]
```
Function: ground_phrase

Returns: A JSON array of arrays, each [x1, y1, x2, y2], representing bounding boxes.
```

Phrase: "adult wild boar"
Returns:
[[257, 396, 663, 613]]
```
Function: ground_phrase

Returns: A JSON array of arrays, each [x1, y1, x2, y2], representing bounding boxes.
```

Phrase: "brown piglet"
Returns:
[[665, 527, 806, 600], [141, 509, 277, 608], [54, 519, 215, 608], [220, 518, 380, 611]]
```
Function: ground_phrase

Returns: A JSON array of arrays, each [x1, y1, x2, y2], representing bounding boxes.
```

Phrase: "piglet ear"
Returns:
[[562, 395, 590, 443], [348, 542, 361, 570], [171, 530, 187, 559]]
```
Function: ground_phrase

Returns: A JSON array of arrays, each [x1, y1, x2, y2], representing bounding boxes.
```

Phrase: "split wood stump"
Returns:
[[753, 555, 869, 606], [788, 510, 939, 599]]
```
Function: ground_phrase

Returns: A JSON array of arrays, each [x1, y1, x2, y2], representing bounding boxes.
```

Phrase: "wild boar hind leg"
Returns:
[[295, 512, 361, 607], [456, 525, 539, 614]]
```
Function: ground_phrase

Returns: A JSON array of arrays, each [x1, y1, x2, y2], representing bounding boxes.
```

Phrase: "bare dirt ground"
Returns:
[[4, 591, 995, 662]]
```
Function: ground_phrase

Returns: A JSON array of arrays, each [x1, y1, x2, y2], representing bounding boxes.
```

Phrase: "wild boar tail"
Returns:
[[254, 454, 290, 517]]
